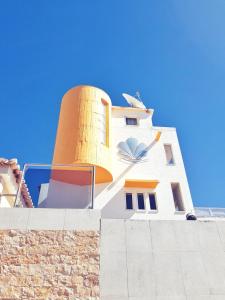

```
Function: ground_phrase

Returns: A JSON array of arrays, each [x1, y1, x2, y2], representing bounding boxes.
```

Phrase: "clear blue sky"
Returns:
[[1, 0, 225, 207]]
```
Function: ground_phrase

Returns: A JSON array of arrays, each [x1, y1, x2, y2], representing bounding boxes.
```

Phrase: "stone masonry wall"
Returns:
[[0, 230, 99, 300]]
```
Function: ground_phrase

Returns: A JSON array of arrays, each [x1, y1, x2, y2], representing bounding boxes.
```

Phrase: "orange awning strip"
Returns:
[[124, 179, 159, 189]]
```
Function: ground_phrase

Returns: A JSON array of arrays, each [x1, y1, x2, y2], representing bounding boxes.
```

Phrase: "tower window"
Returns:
[[149, 193, 157, 210], [164, 144, 175, 165], [126, 117, 138, 125], [171, 183, 184, 211], [126, 193, 133, 209], [100, 100, 108, 145], [137, 193, 145, 210]]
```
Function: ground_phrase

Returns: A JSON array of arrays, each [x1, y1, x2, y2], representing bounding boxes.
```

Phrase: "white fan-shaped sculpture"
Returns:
[[118, 138, 148, 162], [122, 93, 146, 109]]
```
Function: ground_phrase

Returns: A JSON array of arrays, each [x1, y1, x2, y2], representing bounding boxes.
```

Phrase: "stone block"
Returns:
[[0, 229, 100, 299], [187, 296, 219, 300], [101, 219, 126, 252], [130, 297, 155, 300], [198, 221, 222, 251], [154, 251, 185, 297], [64, 209, 100, 230], [101, 297, 128, 300], [150, 221, 177, 251], [28, 208, 65, 229], [180, 251, 210, 295], [156, 297, 186, 300], [100, 250, 128, 298], [125, 220, 152, 252], [0, 208, 29, 229], [127, 251, 155, 298], [173, 221, 200, 251], [216, 221, 225, 250], [201, 250, 225, 295]]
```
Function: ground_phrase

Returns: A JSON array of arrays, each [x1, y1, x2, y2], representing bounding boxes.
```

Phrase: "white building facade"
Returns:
[[94, 106, 193, 220], [44, 85, 194, 220]]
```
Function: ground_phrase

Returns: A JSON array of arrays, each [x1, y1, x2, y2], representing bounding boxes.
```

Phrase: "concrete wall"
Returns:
[[0, 208, 100, 230], [0, 208, 100, 300], [100, 219, 225, 300], [1, 209, 225, 300]]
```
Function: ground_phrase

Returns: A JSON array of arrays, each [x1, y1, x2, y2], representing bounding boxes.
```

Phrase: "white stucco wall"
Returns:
[[41, 106, 193, 220], [100, 218, 225, 299], [94, 107, 193, 220], [38, 179, 92, 208], [0, 183, 11, 208], [0, 167, 18, 207]]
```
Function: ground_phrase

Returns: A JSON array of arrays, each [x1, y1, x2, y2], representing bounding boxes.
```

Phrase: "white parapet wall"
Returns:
[[0, 208, 100, 230], [100, 218, 225, 299], [1, 209, 225, 299]]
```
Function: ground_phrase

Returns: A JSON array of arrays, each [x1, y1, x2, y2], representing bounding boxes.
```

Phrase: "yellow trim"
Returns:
[[155, 131, 161, 141], [112, 106, 152, 114], [102, 98, 109, 147], [124, 179, 159, 189]]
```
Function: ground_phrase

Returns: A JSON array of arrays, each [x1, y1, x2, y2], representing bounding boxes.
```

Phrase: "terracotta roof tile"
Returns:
[[0, 158, 33, 208]]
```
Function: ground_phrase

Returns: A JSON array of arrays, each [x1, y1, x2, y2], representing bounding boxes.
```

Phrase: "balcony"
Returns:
[[0, 163, 95, 209]]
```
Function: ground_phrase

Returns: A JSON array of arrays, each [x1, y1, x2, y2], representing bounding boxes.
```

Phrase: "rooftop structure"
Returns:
[[0, 158, 33, 208], [42, 85, 193, 219], [1, 85, 224, 221], [1, 85, 225, 300]]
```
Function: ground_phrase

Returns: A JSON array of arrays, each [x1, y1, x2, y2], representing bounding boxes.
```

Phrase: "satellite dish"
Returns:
[[122, 92, 146, 109]]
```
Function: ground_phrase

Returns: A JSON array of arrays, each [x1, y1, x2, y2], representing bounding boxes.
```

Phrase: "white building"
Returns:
[[0, 158, 33, 208], [37, 85, 194, 220], [94, 105, 193, 220]]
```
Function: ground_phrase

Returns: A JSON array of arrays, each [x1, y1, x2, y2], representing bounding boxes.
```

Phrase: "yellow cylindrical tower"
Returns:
[[52, 85, 113, 184]]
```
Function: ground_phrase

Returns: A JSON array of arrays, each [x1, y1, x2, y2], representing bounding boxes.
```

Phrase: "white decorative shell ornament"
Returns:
[[118, 138, 148, 162]]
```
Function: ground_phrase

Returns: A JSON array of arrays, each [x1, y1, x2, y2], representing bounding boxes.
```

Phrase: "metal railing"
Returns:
[[194, 207, 225, 218], [15, 163, 95, 209]]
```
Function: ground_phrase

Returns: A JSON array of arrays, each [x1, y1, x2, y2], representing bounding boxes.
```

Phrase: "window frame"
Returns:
[[124, 191, 158, 213], [171, 182, 185, 213], [100, 98, 109, 147], [164, 144, 175, 166], [148, 193, 158, 211], [125, 192, 133, 210], [137, 193, 145, 210], [125, 117, 139, 126]]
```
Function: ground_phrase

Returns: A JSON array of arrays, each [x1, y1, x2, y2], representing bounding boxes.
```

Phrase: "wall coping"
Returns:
[[0, 208, 101, 230]]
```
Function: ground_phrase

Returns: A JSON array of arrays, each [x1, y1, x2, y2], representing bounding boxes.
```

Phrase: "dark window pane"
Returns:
[[137, 193, 145, 210], [126, 193, 133, 209], [149, 194, 157, 210], [171, 183, 184, 211], [126, 118, 137, 125], [164, 144, 175, 165]]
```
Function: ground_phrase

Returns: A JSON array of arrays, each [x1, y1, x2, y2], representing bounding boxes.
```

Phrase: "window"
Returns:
[[149, 193, 157, 210], [164, 144, 175, 165], [99, 100, 108, 145], [126, 117, 138, 125], [137, 193, 145, 210], [126, 193, 133, 209], [171, 183, 184, 211]]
